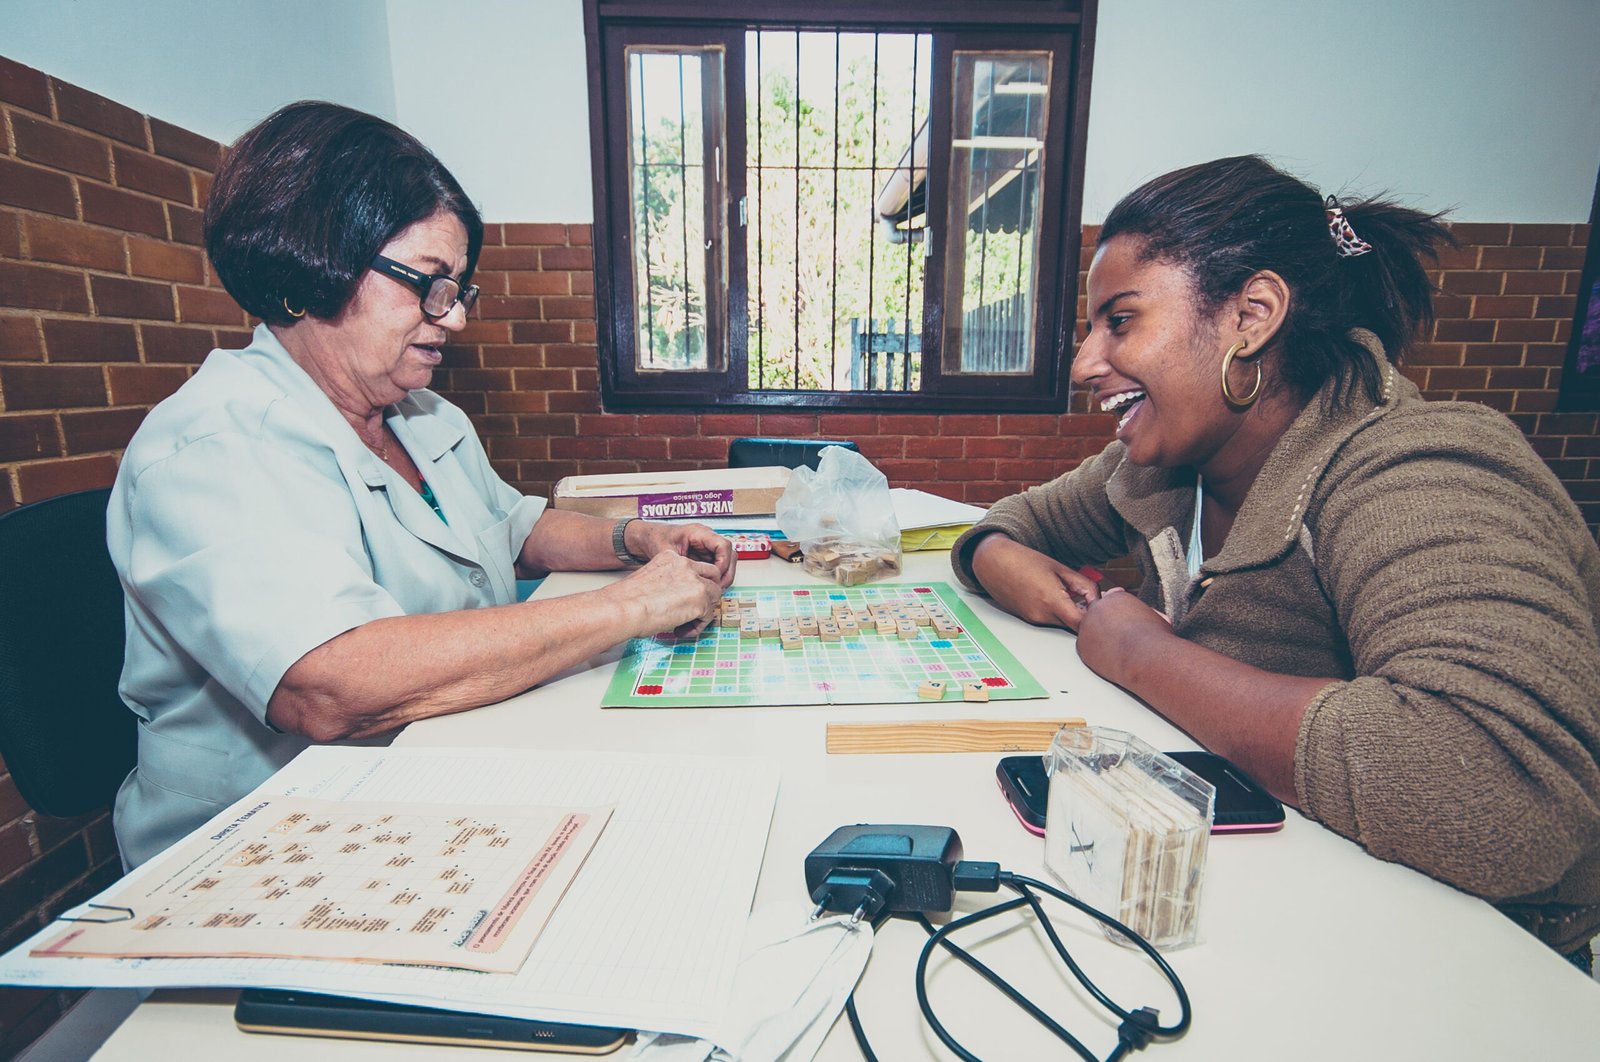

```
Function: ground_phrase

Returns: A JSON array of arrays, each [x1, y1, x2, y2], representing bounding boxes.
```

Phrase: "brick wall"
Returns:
[[440, 221, 1600, 534], [0, 57, 243, 1056], [0, 54, 1597, 1055]]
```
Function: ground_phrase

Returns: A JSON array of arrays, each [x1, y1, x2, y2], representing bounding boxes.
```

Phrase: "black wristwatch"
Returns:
[[612, 517, 649, 565]]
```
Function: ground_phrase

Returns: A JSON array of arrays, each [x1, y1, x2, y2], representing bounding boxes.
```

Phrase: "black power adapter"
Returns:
[[804, 824, 999, 921]]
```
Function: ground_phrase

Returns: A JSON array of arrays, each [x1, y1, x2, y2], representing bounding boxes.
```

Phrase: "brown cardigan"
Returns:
[[952, 353, 1600, 952]]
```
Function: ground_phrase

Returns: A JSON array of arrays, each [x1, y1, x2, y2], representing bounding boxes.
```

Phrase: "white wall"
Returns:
[[386, 0, 593, 223], [4, 0, 1597, 222], [1081, 0, 1600, 223], [3, 0, 397, 144]]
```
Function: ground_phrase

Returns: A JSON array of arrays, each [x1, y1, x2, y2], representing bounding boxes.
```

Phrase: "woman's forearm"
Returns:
[[266, 581, 645, 740]]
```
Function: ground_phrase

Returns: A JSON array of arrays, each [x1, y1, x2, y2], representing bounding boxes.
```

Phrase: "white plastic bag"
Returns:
[[775, 447, 902, 585]]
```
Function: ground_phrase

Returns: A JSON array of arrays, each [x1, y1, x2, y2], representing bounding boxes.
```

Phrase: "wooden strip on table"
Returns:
[[826, 718, 1088, 754]]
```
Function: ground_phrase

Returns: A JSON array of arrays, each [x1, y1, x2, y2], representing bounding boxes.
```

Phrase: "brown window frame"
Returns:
[[583, 0, 1098, 413]]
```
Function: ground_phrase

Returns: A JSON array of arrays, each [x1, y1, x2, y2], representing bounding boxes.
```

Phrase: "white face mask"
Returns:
[[629, 905, 873, 1062]]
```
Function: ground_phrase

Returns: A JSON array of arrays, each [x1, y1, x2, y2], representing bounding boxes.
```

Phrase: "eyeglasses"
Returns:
[[370, 254, 480, 318]]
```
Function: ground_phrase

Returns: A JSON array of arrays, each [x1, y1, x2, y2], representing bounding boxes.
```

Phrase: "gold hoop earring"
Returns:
[[283, 297, 305, 319], [1220, 340, 1262, 408]]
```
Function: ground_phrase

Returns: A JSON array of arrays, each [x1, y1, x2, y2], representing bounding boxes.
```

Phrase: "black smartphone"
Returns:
[[997, 750, 1285, 835], [996, 755, 1050, 835], [1164, 750, 1285, 832], [235, 988, 629, 1054]]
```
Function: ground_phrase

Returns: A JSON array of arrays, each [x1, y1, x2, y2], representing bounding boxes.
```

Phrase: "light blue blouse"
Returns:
[[107, 324, 545, 867]]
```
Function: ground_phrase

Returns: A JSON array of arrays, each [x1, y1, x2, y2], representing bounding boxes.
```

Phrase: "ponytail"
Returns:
[[1099, 156, 1455, 405]]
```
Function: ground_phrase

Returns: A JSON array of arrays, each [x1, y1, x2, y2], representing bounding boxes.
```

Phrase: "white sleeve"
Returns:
[[122, 432, 405, 722]]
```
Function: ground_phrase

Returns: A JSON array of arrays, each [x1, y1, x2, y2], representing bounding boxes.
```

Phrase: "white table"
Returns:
[[96, 552, 1600, 1060]]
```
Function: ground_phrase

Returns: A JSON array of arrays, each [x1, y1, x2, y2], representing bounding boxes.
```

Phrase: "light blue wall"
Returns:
[[3, 0, 1597, 222], [2, 0, 396, 144]]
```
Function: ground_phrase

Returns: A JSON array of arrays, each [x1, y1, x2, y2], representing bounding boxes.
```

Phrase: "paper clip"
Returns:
[[59, 904, 134, 923]]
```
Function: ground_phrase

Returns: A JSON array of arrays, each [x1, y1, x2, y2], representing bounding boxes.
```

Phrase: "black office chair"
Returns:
[[0, 488, 135, 818], [728, 437, 859, 471]]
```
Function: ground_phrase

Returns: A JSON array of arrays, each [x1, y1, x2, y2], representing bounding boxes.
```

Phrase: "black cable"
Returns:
[[843, 908, 894, 1062], [899, 869, 1191, 1062]]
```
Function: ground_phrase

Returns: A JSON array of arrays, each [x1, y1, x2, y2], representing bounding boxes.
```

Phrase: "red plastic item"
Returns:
[[729, 533, 772, 560]]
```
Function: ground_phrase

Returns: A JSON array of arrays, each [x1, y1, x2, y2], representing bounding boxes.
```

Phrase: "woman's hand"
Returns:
[[628, 520, 737, 588], [969, 532, 1101, 630], [611, 551, 727, 638], [1073, 587, 1175, 688]]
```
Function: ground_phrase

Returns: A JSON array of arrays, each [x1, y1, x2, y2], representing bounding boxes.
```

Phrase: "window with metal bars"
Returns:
[[586, 1, 1097, 412]]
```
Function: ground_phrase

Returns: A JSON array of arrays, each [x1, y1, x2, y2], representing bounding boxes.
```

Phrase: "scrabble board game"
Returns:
[[601, 581, 1048, 708]]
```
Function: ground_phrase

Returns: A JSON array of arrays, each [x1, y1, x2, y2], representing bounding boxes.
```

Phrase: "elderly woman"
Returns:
[[953, 156, 1600, 965], [108, 102, 734, 868]]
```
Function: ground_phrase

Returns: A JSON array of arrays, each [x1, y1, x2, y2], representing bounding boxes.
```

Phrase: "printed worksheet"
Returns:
[[34, 797, 611, 973]]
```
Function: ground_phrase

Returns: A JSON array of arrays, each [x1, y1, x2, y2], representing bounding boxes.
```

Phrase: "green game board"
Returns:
[[601, 581, 1048, 708]]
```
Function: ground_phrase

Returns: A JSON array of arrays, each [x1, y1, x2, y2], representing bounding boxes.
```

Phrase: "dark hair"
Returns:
[[204, 101, 483, 325], [1098, 155, 1453, 404]]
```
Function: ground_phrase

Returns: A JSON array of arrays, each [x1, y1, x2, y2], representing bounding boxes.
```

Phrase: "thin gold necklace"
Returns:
[[360, 425, 389, 461]]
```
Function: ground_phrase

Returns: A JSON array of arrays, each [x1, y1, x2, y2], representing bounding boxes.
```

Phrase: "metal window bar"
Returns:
[[744, 29, 927, 393], [634, 55, 654, 365]]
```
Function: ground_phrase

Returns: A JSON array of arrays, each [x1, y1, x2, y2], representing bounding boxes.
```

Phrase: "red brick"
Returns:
[[758, 413, 819, 436], [484, 391, 550, 413], [511, 367, 576, 389], [573, 320, 597, 343], [578, 413, 639, 436], [112, 145, 192, 202], [995, 458, 1059, 481], [140, 323, 215, 363], [939, 414, 999, 435], [42, 318, 139, 362], [912, 435, 965, 458], [1502, 271, 1567, 296], [937, 458, 998, 479], [1426, 366, 1489, 390], [51, 80, 146, 146], [550, 436, 608, 459], [443, 368, 514, 391], [879, 458, 937, 481], [192, 169, 213, 207], [1508, 223, 1574, 247], [513, 413, 578, 437], [0, 414, 60, 462], [22, 214, 125, 272], [479, 344, 545, 368], [816, 413, 880, 436], [508, 272, 571, 296], [1432, 294, 1472, 320], [1542, 247, 1585, 271], [543, 344, 597, 368], [78, 181, 166, 238], [452, 321, 511, 346], [1477, 246, 1541, 270], [0, 820, 34, 878], [504, 223, 568, 245], [0, 157, 78, 219], [1, 395, 88, 451], [0, 56, 51, 113], [1473, 295, 1536, 319], [541, 246, 593, 271], [106, 364, 188, 404], [128, 238, 204, 283], [543, 297, 595, 321], [1439, 271, 1500, 296], [1449, 223, 1510, 246], [966, 436, 1021, 458], [856, 435, 904, 461], [569, 225, 592, 246], [61, 407, 146, 452], [610, 436, 669, 459], [0, 262, 91, 313], [470, 271, 507, 296], [1406, 342, 1465, 366], [699, 413, 760, 436], [1431, 245, 1479, 270], [1494, 319, 1557, 343], [637, 414, 697, 435], [667, 436, 727, 460], [11, 113, 111, 181], [14, 454, 117, 501], [1486, 366, 1549, 389], [476, 295, 544, 319], [175, 285, 242, 325], [166, 203, 204, 245], [0, 316, 44, 361], [512, 321, 573, 343], [90, 274, 174, 319], [546, 391, 599, 414], [997, 414, 1061, 435], [0, 210, 19, 258], [571, 271, 594, 296], [150, 118, 222, 170], [477, 247, 541, 270], [1525, 343, 1567, 367], [1535, 296, 1576, 319], [489, 436, 550, 460], [1432, 319, 1496, 343], [1461, 343, 1526, 367]]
